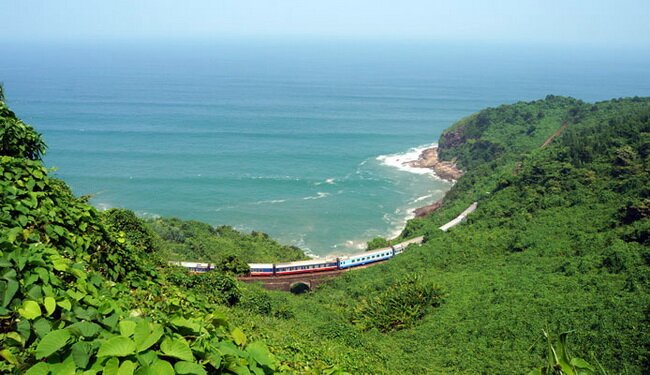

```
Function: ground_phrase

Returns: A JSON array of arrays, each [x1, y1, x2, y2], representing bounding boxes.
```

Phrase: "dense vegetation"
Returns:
[[2, 89, 648, 374], [146, 217, 306, 264], [223, 96, 649, 374], [0, 92, 319, 374]]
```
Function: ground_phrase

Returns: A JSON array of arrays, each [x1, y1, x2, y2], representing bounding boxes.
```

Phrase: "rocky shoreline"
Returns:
[[407, 146, 463, 181], [407, 146, 463, 218]]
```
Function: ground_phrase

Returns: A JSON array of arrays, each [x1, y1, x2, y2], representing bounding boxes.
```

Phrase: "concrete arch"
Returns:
[[289, 281, 311, 294]]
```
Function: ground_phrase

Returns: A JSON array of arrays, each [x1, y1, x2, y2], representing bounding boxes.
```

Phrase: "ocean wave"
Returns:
[[314, 177, 336, 186], [251, 199, 288, 205], [376, 143, 438, 176], [411, 194, 434, 204], [303, 192, 331, 200]]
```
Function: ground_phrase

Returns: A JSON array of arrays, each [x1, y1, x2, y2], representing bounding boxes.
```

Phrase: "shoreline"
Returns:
[[407, 146, 463, 181], [405, 146, 462, 219]]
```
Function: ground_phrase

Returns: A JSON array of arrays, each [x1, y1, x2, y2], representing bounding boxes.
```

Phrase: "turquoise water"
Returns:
[[2, 41, 649, 256]]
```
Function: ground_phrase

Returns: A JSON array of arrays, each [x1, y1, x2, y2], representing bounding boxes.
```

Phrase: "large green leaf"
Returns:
[[134, 320, 163, 352], [43, 296, 56, 316], [35, 329, 71, 359], [246, 342, 275, 369], [170, 317, 202, 335], [174, 361, 207, 375], [0, 349, 17, 365], [18, 300, 41, 320], [160, 337, 194, 362], [150, 359, 175, 375], [118, 359, 137, 375], [103, 357, 120, 375], [231, 327, 247, 347], [48, 355, 76, 375], [32, 318, 52, 338], [67, 321, 102, 338], [2, 279, 18, 307], [24, 362, 49, 375], [97, 336, 136, 357], [71, 341, 91, 369], [119, 320, 137, 338]]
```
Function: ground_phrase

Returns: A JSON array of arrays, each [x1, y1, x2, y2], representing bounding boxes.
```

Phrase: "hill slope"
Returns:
[[226, 96, 649, 374]]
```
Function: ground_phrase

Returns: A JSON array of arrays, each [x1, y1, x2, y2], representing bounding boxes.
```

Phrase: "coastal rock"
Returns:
[[413, 200, 443, 218], [407, 147, 463, 181]]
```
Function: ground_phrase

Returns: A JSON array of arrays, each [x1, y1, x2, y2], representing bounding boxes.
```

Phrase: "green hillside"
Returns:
[[225, 96, 649, 374], [145, 217, 307, 264], [1, 91, 648, 374]]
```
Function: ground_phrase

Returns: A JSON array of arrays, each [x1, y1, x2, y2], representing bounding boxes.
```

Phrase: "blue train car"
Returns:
[[338, 247, 394, 269]]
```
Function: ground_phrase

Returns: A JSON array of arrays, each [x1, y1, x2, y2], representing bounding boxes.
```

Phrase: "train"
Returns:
[[169, 236, 424, 277]]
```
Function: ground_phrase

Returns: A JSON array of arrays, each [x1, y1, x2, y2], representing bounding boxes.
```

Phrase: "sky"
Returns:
[[1, 0, 649, 48]]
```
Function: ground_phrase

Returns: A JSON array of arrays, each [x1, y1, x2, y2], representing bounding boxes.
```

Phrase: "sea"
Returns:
[[1, 40, 649, 257]]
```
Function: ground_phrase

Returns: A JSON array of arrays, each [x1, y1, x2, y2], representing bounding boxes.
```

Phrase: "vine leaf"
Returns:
[[231, 327, 247, 347], [18, 300, 41, 320], [44, 296, 56, 316], [134, 320, 163, 352], [24, 362, 50, 375], [35, 329, 71, 359], [175, 360, 208, 375], [119, 320, 137, 338], [97, 336, 136, 357], [160, 337, 194, 361], [151, 359, 175, 375]]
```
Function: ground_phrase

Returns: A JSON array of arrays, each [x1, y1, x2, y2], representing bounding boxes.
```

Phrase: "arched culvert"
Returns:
[[289, 282, 310, 294]]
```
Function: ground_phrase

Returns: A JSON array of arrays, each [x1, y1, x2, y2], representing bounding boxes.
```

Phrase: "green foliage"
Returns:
[[0, 101, 46, 160], [101, 208, 157, 253], [366, 237, 389, 250], [3, 91, 649, 374], [528, 331, 607, 375], [0, 97, 280, 374], [147, 218, 307, 264], [225, 96, 649, 374], [352, 273, 443, 332]]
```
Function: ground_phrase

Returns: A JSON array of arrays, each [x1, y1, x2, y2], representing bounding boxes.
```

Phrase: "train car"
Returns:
[[392, 235, 424, 255], [338, 247, 394, 269], [274, 258, 338, 276], [248, 263, 275, 277], [174, 261, 212, 273]]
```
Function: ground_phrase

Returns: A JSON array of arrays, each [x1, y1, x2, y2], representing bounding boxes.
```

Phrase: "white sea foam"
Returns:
[[252, 199, 287, 205], [315, 177, 336, 186], [303, 192, 330, 200], [376, 143, 438, 176], [412, 194, 434, 204]]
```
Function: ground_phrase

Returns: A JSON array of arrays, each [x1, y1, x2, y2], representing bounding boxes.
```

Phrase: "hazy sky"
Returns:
[[2, 0, 649, 47]]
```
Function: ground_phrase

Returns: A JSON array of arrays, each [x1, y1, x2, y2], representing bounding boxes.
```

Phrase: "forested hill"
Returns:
[[1, 91, 648, 374], [231, 96, 649, 374]]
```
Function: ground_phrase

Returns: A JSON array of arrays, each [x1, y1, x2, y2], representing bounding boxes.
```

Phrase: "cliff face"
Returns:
[[438, 125, 466, 155]]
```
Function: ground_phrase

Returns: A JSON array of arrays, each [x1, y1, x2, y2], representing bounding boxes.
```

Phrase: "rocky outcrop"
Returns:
[[413, 200, 443, 218], [438, 126, 466, 153], [407, 147, 463, 181]]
